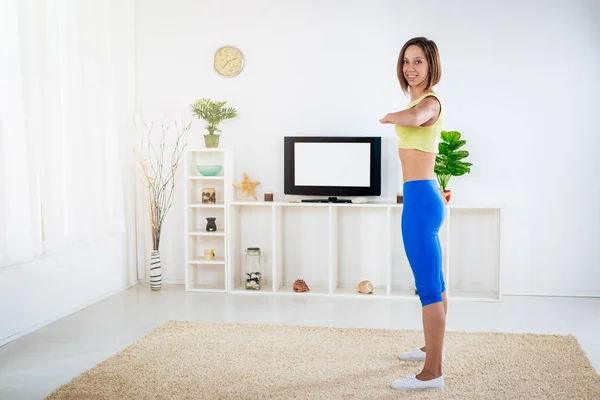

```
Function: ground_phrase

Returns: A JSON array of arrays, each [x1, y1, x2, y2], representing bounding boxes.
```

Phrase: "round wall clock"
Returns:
[[214, 46, 245, 77]]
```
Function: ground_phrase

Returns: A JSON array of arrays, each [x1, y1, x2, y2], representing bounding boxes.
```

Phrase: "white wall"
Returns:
[[135, 0, 600, 296], [0, 136, 139, 344], [0, 1, 138, 345], [0, 237, 136, 345]]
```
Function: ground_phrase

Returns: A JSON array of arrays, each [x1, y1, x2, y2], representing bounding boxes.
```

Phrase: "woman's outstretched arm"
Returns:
[[379, 97, 440, 127]]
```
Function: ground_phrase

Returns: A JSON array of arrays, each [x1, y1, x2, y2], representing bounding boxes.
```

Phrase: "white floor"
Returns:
[[1, 284, 599, 400]]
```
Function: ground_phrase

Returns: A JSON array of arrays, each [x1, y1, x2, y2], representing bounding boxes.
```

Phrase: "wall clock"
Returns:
[[214, 46, 245, 77]]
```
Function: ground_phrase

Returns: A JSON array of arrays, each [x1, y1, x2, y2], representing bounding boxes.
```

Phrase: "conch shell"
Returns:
[[293, 279, 310, 292], [357, 280, 374, 294]]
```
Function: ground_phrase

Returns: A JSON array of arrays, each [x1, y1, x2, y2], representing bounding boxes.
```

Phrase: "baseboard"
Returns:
[[138, 278, 185, 285], [0, 281, 138, 347], [130, 283, 600, 299], [503, 292, 600, 298]]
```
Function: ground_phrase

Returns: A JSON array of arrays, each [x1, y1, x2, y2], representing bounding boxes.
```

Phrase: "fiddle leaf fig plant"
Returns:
[[434, 130, 473, 191]]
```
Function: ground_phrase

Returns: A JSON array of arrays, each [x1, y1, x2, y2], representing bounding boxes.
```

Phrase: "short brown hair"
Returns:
[[397, 37, 442, 95]]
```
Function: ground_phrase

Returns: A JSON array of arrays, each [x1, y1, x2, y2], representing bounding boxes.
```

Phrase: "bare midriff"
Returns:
[[398, 148, 437, 183]]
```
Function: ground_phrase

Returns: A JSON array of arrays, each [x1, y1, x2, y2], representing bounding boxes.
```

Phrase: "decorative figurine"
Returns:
[[293, 279, 310, 292], [358, 280, 374, 294], [233, 172, 260, 200]]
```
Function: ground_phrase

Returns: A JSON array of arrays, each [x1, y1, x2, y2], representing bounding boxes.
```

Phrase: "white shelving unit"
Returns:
[[184, 148, 233, 292], [227, 201, 502, 301]]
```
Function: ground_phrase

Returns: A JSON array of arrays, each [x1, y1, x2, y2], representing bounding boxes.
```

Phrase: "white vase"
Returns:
[[150, 250, 162, 291]]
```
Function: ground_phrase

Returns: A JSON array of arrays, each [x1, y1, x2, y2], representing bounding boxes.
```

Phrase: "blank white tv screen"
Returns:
[[294, 142, 371, 187]]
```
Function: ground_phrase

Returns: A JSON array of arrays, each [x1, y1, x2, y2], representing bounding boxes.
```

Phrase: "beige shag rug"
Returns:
[[47, 320, 600, 400]]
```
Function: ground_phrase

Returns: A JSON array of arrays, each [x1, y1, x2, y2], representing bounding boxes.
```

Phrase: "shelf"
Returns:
[[229, 201, 274, 207], [279, 206, 330, 294], [186, 262, 226, 292], [226, 192, 501, 301], [448, 289, 501, 302], [188, 176, 225, 180], [333, 286, 388, 297], [187, 148, 230, 152], [275, 285, 329, 295], [448, 208, 500, 299], [188, 257, 226, 265], [391, 287, 420, 298], [228, 201, 502, 210], [187, 284, 227, 292], [225, 285, 499, 300], [448, 203, 504, 210], [334, 207, 388, 296], [227, 204, 274, 293], [188, 231, 226, 236], [184, 148, 233, 293], [232, 283, 275, 293]]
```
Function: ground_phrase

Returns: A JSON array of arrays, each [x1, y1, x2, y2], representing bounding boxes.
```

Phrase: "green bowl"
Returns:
[[196, 165, 223, 176]]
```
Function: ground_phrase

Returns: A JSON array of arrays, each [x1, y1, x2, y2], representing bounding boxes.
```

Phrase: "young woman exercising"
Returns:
[[379, 36, 447, 391]]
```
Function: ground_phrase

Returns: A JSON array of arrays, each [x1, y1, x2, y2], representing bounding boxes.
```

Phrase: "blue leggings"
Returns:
[[401, 179, 446, 307]]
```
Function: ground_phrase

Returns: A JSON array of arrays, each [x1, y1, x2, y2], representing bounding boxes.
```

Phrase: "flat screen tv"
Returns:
[[284, 136, 381, 201]]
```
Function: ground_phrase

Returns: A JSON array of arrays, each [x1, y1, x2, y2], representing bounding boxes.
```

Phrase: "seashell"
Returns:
[[357, 280, 374, 294], [293, 279, 310, 292]]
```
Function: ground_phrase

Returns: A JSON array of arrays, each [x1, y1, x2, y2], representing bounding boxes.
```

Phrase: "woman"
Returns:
[[379, 36, 447, 391]]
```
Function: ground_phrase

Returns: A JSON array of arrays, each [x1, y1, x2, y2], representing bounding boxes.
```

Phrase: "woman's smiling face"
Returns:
[[403, 45, 429, 89]]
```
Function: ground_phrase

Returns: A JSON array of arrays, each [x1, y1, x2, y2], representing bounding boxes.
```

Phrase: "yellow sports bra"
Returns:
[[395, 92, 444, 154]]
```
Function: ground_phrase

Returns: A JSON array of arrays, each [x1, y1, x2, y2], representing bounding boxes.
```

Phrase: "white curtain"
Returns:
[[0, 0, 38, 266], [0, 0, 134, 267]]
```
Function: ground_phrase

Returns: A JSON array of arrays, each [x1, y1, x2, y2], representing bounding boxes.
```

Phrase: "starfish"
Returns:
[[233, 172, 260, 200]]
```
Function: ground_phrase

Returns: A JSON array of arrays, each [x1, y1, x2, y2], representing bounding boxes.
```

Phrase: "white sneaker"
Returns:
[[391, 374, 444, 391], [398, 347, 445, 361]]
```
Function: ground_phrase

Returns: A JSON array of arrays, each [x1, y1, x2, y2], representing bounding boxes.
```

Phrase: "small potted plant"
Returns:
[[434, 130, 473, 204], [190, 98, 238, 148]]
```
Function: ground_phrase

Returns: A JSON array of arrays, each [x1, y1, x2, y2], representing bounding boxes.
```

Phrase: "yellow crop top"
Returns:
[[395, 92, 444, 154]]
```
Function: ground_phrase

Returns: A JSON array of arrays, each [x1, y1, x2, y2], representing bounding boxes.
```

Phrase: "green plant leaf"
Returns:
[[441, 130, 461, 143], [449, 163, 471, 175], [434, 165, 452, 176], [436, 174, 451, 190], [448, 139, 466, 151], [447, 150, 469, 161], [435, 130, 472, 188], [437, 142, 450, 155], [448, 131, 462, 142], [190, 98, 238, 134]]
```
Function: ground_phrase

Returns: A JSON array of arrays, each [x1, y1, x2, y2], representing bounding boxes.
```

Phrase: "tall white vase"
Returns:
[[150, 250, 162, 291]]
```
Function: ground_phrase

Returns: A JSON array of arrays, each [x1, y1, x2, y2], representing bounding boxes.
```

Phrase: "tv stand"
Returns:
[[225, 201, 503, 301], [301, 197, 352, 204]]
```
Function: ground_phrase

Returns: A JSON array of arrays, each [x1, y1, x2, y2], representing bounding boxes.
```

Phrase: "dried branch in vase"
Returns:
[[135, 119, 191, 251]]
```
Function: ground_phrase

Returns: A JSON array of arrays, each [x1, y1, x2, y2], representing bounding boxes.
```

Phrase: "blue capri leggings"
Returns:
[[401, 179, 446, 307]]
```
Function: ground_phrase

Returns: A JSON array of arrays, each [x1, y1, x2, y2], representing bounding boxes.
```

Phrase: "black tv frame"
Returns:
[[284, 136, 382, 198]]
